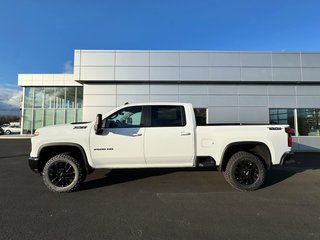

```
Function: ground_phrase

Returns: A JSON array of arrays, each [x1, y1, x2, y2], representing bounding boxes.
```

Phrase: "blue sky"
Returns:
[[0, 0, 320, 115]]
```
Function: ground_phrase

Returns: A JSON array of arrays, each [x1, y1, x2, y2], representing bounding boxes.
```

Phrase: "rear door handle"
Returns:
[[180, 132, 191, 136], [131, 133, 142, 137]]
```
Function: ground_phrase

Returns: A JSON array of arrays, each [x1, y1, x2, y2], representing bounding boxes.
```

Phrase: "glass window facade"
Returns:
[[269, 108, 295, 134], [44, 88, 55, 108], [297, 109, 320, 136], [269, 108, 320, 137], [22, 87, 83, 134]]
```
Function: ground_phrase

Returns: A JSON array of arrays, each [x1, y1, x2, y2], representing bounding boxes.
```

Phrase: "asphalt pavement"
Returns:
[[0, 139, 319, 240]]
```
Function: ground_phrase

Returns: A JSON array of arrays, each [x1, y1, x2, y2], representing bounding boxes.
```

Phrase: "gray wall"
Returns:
[[74, 50, 320, 83], [83, 83, 320, 123], [76, 50, 320, 151]]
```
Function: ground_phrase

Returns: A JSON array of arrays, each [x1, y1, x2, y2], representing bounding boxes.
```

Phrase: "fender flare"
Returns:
[[220, 141, 272, 171], [38, 143, 91, 173]]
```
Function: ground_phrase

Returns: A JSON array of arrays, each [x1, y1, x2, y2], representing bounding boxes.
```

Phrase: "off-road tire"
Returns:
[[224, 151, 266, 191], [42, 153, 83, 193]]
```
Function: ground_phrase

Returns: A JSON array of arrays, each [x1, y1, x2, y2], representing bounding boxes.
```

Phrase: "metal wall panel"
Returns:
[[273, 68, 301, 81], [238, 107, 268, 123], [207, 107, 238, 123], [116, 95, 150, 106], [208, 95, 238, 106], [238, 85, 267, 95], [84, 84, 116, 95], [81, 52, 115, 66], [294, 137, 320, 151], [297, 96, 320, 108], [74, 50, 81, 66], [302, 68, 320, 81], [241, 53, 272, 67], [241, 68, 272, 81], [53, 75, 64, 81], [115, 52, 149, 66], [211, 67, 241, 81], [21, 74, 33, 81], [74, 50, 320, 84], [209, 52, 241, 66], [150, 84, 179, 95], [268, 85, 296, 95], [180, 52, 209, 66], [150, 95, 179, 102], [301, 53, 320, 67], [80, 67, 114, 81], [74, 66, 80, 81], [115, 67, 149, 81], [180, 67, 210, 81], [272, 53, 301, 67], [116, 84, 149, 95], [52, 75, 64, 86], [149, 52, 179, 66], [178, 95, 208, 107], [208, 85, 238, 95], [179, 85, 208, 94], [150, 67, 179, 81], [238, 96, 268, 107], [16, 74, 78, 87], [269, 96, 297, 108], [83, 95, 116, 107], [296, 85, 320, 95]]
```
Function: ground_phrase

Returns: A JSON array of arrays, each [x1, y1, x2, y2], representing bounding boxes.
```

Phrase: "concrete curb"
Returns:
[[0, 135, 32, 139]]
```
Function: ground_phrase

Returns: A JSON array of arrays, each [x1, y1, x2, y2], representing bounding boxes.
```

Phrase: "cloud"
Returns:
[[63, 60, 74, 74], [0, 86, 21, 116]]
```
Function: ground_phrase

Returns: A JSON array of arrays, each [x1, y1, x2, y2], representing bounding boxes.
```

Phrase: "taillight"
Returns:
[[285, 127, 292, 147]]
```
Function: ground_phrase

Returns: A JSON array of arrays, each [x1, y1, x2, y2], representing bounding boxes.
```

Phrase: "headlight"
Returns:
[[34, 130, 40, 136]]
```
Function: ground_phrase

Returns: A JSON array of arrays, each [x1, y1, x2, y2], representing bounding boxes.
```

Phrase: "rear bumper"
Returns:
[[280, 151, 294, 165], [28, 157, 40, 173]]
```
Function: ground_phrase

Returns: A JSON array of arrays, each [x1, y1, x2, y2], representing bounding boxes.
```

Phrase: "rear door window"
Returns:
[[150, 106, 186, 127]]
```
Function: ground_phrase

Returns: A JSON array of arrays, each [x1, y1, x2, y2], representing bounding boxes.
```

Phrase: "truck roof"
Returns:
[[120, 102, 191, 107]]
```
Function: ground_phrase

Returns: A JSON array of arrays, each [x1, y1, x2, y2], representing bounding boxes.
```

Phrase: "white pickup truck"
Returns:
[[29, 102, 293, 193]]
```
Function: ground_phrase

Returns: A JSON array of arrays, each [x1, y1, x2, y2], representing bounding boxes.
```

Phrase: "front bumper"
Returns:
[[28, 157, 40, 173], [280, 151, 295, 165]]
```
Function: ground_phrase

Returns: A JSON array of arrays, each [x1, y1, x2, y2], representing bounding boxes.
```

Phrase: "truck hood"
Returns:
[[30, 122, 93, 158], [34, 122, 93, 140]]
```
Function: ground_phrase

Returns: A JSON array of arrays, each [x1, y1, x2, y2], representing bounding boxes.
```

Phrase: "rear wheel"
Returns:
[[42, 153, 83, 193], [5, 130, 11, 135], [224, 151, 266, 191]]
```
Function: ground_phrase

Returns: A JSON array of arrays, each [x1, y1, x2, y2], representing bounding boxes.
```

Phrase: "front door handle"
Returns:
[[131, 133, 142, 137], [180, 132, 191, 136]]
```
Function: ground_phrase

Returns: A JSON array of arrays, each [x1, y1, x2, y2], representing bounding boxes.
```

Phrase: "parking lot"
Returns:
[[0, 139, 319, 240]]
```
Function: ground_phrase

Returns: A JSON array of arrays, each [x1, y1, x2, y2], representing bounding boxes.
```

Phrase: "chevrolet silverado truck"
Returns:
[[29, 103, 293, 193]]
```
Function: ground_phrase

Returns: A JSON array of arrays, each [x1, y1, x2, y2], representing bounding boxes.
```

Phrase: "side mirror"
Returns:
[[94, 114, 103, 135]]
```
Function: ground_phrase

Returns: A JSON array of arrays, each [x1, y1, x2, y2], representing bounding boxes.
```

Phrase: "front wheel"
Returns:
[[42, 153, 83, 193], [223, 151, 266, 191], [5, 130, 11, 135]]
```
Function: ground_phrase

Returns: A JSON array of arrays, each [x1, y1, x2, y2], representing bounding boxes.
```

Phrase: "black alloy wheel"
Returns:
[[42, 153, 83, 193], [47, 161, 76, 188], [234, 160, 259, 186], [223, 151, 266, 191]]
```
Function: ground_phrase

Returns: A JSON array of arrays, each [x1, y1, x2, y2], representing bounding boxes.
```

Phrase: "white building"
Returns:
[[18, 50, 320, 151]]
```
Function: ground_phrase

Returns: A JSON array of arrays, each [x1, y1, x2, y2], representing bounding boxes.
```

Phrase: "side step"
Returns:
[[196, 156, 216, 167]]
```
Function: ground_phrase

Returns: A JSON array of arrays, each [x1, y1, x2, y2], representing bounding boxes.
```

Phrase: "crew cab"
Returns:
[[29, 103, 293, 193]]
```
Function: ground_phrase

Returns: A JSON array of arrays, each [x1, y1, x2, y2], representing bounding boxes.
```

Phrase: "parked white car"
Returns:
[[2, 125, 21, 135], [29, 102, 293, 193]]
